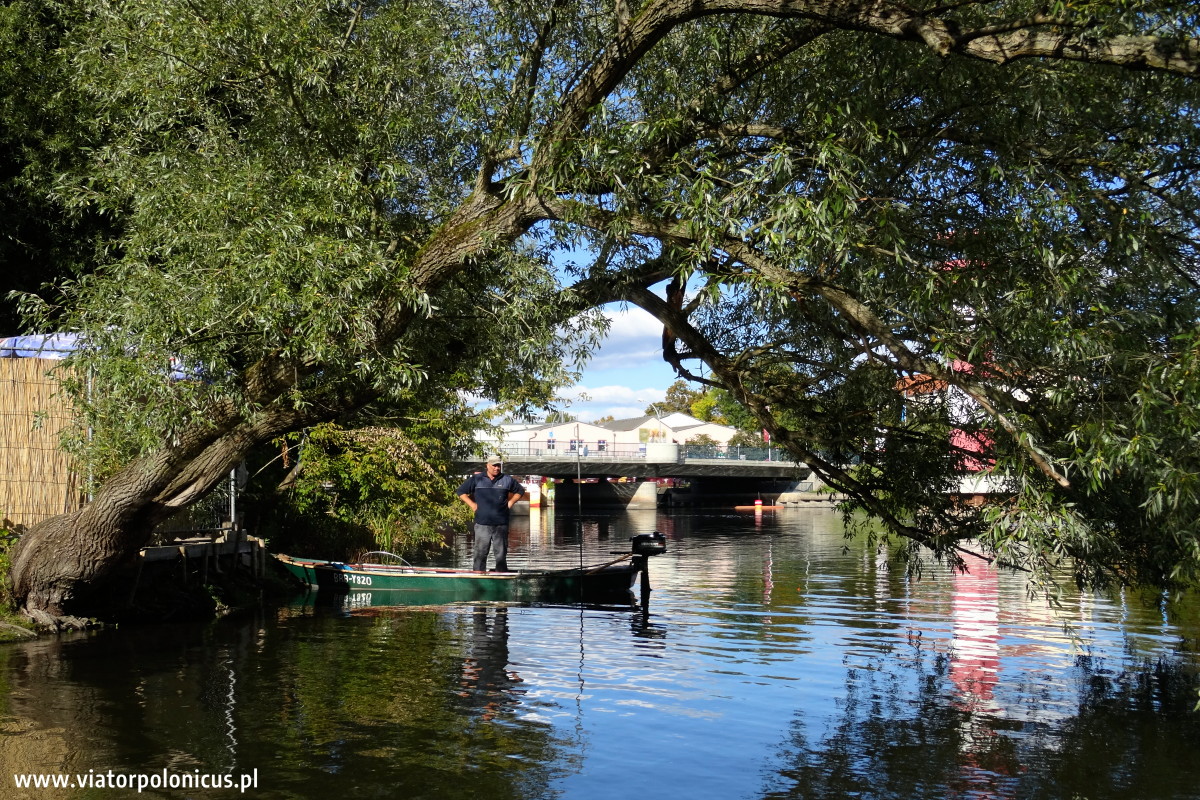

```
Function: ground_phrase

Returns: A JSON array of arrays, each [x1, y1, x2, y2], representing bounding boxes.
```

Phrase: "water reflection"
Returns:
[[456, 607, 520, 722], [766, 635, 1199, 800], [931, 555, 1016, 799], [0, 508, 1197, 800], [1, 623, 266, 798]]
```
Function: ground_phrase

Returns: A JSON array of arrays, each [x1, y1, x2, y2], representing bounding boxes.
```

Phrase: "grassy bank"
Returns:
[[0, 535, 37, 641]]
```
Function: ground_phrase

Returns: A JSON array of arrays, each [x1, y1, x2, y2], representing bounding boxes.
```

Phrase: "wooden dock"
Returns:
[[132, 529, 269, 598]]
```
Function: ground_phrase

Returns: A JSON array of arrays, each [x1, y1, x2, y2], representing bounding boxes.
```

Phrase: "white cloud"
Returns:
[[577, 405, 646, 422], [465, 300, 695, 423], [602, 306, 664, 339], [572, 384, 654, 403], [572, 306, 665, 372], [556, 383, 665, 421], [551, 304, 678, 421]]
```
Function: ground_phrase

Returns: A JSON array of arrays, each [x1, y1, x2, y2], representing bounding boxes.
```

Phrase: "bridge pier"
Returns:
[[629, 480, 659, 510], [544, 479, 660, 511], [663, 476, 833, 507]]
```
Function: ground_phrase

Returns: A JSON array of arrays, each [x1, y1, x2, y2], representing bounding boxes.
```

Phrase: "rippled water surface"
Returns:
[[3, 508, 1199, 799]]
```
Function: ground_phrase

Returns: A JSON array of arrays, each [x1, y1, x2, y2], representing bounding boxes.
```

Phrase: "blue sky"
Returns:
[[557, 304, 680, 422]]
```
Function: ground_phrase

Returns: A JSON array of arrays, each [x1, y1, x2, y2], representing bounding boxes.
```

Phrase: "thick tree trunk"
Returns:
[[9, 449, 232, 625], [9, 503, 155, 627], [8, 404, 317, 626]]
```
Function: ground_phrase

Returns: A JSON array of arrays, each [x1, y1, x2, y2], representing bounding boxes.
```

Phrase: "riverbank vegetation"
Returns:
[[0, 537, 37, 640], [266, 417, 475, 560], [3, 0, 1200, 624]]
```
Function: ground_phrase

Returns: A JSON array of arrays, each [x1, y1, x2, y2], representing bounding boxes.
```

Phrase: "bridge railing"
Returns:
[[679, 444, 780, 462], [464, 443, 788, 463], [464, 444, 644, 461]]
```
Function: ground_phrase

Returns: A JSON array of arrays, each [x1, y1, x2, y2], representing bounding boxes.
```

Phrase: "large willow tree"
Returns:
[[8, 0, 1200, 623]]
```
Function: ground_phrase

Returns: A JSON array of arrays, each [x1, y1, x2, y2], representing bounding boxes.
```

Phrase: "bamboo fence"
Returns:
[[0, 358, 84, 532]]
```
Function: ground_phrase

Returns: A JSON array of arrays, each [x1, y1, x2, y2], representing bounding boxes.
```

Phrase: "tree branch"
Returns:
[[699, 0, 1200, 76]]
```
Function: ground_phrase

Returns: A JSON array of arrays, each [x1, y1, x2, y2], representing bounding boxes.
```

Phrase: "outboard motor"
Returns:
[[627, 532, 667, 600], [631, 532, 667, 557]]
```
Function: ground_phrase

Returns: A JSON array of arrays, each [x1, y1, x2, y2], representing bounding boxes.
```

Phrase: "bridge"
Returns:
[[454, 443, 811, 480], [454, 443, 822, 509], [454, 442, 1006, 510]]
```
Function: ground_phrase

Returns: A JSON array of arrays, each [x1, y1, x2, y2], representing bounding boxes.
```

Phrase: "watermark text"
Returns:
[[13, 768, 258, 793]]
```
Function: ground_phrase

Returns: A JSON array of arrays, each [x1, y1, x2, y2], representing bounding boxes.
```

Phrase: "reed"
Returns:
[[0, 358, 84, 532]]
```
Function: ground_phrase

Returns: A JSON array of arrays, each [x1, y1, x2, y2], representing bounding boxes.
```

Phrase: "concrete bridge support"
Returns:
[[663, 476, 833, 507], [629, 480, 659, 510], [546, 480, 660, 511]]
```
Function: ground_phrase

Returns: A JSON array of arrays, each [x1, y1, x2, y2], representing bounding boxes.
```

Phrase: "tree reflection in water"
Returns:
[[1, 604, 573, 800], [762, 552, 1199, 800], [765, 651, 1199, 800]]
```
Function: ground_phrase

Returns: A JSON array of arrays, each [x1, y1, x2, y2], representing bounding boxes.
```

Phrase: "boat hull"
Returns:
[[311, 560, 643, 604], [274, 554, 332, 587]]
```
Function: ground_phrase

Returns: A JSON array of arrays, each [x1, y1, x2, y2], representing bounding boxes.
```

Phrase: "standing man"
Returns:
[[457, 456, 526, 572]]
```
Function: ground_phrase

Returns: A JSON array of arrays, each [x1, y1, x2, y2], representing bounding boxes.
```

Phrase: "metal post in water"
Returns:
[[229, 466, 240, 574], [576, 446, 583, 571]]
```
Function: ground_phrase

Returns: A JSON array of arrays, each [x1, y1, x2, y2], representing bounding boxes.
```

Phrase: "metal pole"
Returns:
[[86, 368, 95, 503], [576, 447, 583, 571], [229, 467, 241, 573], [229, 467, 237, 531]]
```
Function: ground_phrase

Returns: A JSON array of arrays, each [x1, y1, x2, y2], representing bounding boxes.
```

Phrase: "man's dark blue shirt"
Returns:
[[456, 472, 523, 525]]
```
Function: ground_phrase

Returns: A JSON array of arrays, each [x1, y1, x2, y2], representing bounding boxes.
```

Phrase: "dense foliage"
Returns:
[[0, 1, 114, 333], [6, 0, 1200, 618], [632, 41, 1200, 592], [280, 419, 473, 556]]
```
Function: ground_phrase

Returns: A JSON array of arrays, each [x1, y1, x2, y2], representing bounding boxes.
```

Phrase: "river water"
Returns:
[[2, 507, 1199, 799]]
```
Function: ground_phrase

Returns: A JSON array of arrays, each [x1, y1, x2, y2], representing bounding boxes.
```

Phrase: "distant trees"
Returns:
[[648, 380, 701, 416], [727, 430, 766, 449], [648, 380, 727, 424], [684, 433, 720, 447]]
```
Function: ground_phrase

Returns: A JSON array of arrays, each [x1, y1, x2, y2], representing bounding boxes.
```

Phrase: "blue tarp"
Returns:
[[0, 333, 79, 359], [2, 332, 200, 381]]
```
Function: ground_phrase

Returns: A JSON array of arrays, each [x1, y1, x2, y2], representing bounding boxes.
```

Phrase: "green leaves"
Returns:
[[282, 419, 473, 555], [531, 9, 1200, 592], [25, 0, 591, 476]]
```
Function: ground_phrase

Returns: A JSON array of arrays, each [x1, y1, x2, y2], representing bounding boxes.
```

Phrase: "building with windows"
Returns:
[[478, 420, 617, 457], [475, 413, 739, 456]]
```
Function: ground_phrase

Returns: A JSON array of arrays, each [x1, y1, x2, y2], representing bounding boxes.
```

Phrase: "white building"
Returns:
[[476, 420, 619, 456], [658, 412, 739, 445], [478, 413, 739, 455]]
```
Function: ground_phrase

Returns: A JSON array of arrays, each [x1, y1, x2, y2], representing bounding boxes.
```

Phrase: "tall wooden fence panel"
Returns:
[[0, 358, 83, 532]]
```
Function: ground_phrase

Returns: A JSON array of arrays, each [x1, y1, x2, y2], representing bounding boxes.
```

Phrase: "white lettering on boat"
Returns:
[[331, 571, 373, 586]]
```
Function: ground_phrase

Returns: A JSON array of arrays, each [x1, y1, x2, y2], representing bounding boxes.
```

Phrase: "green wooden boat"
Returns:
[[274, 553, 333, 587], [275, 533, 667, 605]]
